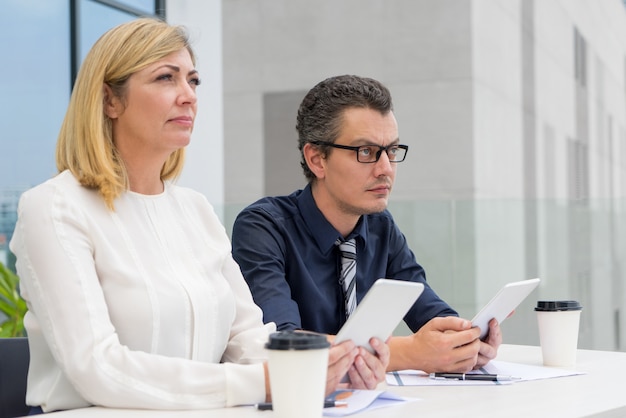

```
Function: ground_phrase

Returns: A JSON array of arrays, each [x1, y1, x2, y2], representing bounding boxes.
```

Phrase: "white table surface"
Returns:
[[38, 344, 626, 418]]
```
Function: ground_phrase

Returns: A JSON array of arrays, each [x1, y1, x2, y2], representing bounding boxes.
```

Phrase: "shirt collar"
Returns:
[[297, 183, 369, 255]]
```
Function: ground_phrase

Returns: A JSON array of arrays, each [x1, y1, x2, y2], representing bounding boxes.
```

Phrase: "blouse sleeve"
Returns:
[[10, 180, 270, 411], [221, 252, 276, 364]]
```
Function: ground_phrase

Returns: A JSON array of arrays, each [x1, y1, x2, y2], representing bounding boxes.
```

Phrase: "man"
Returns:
[[232, 75, 501, 373]]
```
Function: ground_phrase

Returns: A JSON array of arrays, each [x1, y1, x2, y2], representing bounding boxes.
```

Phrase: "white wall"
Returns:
[[167, 0, 225, 219], [222, 0, 477, 205]]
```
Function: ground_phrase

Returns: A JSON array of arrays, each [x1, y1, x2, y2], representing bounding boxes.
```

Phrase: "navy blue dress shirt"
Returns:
[[231, 184, 457, 335]]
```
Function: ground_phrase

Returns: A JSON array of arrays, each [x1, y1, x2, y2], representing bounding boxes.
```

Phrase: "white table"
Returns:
[[40, 344, 626, 418]]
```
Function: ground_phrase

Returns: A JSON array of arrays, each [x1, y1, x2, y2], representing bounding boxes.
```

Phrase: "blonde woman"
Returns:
[[10, 18, 386, 414]]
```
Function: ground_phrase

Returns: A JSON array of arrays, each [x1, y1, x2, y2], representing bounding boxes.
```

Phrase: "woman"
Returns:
[[10, 18, 387, 413]]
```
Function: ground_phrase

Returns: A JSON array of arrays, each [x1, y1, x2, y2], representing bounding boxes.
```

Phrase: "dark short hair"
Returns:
[[296, 75, 394, 182]]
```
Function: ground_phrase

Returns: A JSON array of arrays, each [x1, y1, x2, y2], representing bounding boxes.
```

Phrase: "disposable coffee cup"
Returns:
[[266, 331, 330, 418], [535, 301, 582, 367]]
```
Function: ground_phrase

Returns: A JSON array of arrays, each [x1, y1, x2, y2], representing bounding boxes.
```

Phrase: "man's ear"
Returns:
[[303, 143, 326, 180], [103, 83, 121, 119]]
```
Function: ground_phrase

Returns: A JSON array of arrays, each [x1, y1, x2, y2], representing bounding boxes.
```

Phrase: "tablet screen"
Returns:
[[471, 278, 541, 339], [334, 279, 424, 352]]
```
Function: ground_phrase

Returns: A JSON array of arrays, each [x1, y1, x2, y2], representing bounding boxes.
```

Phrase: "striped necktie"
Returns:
[[336, 238, 357, 319]]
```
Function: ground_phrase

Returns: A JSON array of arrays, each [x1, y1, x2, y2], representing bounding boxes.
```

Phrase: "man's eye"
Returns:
[[388, 147, 399, 156], [358, 147, 373, 156]]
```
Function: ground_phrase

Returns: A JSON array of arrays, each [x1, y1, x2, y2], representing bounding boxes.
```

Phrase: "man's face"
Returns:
[[317, 107, 399, 217]]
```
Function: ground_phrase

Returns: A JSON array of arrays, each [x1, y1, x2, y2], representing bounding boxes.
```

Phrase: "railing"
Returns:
[[224, 198, 626, 352]]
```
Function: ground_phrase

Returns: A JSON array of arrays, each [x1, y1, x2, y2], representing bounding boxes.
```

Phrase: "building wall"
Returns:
[[168, 0, 225, 218], [222, 0, 476, 205], [221, 0, 626, 350], [470, 0, 626, 348]]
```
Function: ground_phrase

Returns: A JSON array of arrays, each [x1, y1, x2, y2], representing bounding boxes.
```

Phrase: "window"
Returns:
[[0, 0, 164, 269], [567, 137, 589, 202], [72, 0, 166, 83], [574, 27, 587, 88], [0, 1, 70, 267]]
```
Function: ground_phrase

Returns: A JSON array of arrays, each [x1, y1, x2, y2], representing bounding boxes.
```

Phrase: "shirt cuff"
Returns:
[[223, 362, 266, 406]]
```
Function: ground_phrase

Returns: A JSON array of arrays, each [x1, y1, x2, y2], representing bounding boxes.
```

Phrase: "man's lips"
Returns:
[[368, 184, 391, 193]]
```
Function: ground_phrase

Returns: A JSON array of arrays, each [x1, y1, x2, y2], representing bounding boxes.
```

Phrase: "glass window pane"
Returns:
[[79, 0, 138, 64], [0, 0, 70, 262], [114, 0, 156, 15]]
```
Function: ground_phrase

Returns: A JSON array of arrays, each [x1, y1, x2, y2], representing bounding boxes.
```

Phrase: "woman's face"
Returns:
[[105, 48, 200, 162]]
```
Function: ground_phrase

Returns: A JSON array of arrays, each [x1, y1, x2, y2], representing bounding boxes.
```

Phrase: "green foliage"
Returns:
[[0, 261, 27, 337]]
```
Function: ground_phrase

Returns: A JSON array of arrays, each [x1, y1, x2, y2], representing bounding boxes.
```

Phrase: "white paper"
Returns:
[[323, 389, 420, 416], [478, 360, 585, 381], [386, 360, 585, 386], [387, 370, 513, 386]]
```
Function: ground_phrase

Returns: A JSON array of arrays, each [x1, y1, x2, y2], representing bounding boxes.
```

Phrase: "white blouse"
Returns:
[[10, 170, 275, 412]]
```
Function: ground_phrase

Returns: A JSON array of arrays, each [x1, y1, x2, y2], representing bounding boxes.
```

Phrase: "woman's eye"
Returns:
[[189, 77, 202, 86], [156, 74, 173, 81]]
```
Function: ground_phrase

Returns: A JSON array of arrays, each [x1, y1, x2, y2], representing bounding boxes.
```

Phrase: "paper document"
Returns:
[[479, 360, 586, 381], [323, 389, 419, 416], [387, 360, 585, 386], [387, 370, 513, 386]]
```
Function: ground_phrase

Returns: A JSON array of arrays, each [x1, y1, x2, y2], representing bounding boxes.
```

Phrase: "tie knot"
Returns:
[[335, 237, 356, 252]]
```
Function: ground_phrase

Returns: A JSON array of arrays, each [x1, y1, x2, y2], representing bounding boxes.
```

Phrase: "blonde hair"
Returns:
[[56, 18, 195, 210]]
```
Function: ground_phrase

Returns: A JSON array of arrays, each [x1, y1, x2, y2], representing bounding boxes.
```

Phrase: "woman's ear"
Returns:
[[103, 83, 121, 119], [303, 143, 326, 180]]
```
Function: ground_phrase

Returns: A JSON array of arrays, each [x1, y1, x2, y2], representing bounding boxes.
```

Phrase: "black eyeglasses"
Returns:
[[310, 141, 409, 163]]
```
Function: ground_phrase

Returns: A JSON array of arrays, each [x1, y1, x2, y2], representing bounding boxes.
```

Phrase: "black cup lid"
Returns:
[[535, 300, 582, 312], [265, 331, 330, 350]]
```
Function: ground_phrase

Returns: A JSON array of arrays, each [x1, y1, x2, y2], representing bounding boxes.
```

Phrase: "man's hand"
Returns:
[[475, 318, 502, 369], [388, 316, 482, 373], [325, 340, 358, 395], [346, 337, 390, 389]]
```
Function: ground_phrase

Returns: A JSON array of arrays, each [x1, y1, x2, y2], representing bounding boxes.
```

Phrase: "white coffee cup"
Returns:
[[266, 331, 330, 418], [535, 300, 582, 367]]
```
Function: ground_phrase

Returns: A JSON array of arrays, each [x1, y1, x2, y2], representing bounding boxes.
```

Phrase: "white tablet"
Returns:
[[334, 279, 424, 353], [471, 278, 541, 339]]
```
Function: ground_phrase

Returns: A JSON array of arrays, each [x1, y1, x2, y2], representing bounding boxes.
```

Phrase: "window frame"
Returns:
[[69, 0, 166, 87]]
